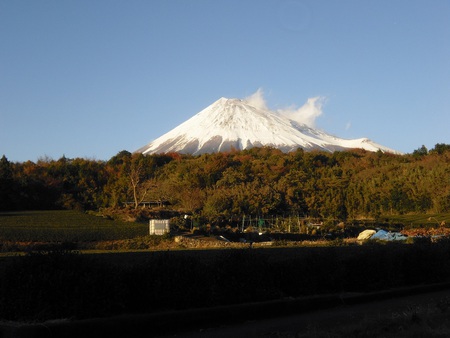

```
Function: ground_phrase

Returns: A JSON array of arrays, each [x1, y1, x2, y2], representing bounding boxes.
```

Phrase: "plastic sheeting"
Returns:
[[357, 229, 408, 241], [357, 229, 376, 240]]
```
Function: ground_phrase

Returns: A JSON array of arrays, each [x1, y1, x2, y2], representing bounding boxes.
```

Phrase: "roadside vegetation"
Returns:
[[0, 145, 449, 324], [1, 210, 449, 253], [1, 210, 450, 324], [1, 239, 450, 323]]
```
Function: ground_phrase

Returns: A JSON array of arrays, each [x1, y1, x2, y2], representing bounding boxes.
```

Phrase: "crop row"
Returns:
[[2, 240, 450, 322], [0, 210, 147, 242]]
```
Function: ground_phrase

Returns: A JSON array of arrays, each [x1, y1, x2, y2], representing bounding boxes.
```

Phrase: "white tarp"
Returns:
[[357, 229, 376, 240]]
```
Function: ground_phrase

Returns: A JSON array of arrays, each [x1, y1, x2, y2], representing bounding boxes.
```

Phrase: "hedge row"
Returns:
[[1, 239, 450, 322]]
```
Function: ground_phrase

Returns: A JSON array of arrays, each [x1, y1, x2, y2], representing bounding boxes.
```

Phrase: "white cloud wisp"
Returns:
[[244, 88, 326, 128], [244, 88, 269, 111], [277, 96, 326, 128]]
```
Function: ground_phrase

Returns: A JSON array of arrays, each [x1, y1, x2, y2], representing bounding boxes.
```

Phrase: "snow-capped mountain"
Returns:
[[136, 97, 399, 155]]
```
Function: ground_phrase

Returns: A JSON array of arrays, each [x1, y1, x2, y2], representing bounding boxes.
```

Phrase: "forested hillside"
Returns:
[[1, 144, 449, 220]]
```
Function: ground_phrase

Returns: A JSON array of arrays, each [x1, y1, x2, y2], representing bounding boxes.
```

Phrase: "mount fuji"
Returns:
[[136, 97, 399, 155]]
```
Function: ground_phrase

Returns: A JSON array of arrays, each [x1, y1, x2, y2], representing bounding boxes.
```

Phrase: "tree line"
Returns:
[[1, 144, 449, 220]]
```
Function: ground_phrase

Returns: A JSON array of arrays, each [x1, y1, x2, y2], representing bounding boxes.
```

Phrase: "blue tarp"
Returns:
[[371, 229, 389, 240], [370, 229, 408, 241]]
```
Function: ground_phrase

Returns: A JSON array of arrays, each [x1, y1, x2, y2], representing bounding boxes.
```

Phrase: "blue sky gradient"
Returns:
[[1, 0, 449, 162]]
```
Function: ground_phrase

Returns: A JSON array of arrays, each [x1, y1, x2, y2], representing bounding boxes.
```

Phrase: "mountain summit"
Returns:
[[136, 97, 399, 155]]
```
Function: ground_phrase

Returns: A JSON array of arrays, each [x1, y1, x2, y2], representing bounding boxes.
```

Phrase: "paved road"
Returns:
[[3, 284, 450, 338], [157, 288, 450, 337]]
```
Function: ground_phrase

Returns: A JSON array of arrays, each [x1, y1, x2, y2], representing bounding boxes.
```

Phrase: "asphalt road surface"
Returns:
[[156, 288, 450, 338]]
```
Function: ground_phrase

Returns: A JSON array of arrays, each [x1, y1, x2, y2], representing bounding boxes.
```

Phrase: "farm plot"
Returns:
[[0, 210, 147, 243]]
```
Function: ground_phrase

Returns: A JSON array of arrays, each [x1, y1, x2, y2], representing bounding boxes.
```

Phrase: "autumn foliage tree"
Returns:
[[1, 143, 449, 220]]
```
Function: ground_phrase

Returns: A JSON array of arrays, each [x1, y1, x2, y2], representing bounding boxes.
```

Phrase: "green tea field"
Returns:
[[0, 210, 147, 243]]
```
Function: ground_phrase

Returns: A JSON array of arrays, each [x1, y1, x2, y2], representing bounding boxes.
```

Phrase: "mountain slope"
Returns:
[[136, 97, 399, 155]]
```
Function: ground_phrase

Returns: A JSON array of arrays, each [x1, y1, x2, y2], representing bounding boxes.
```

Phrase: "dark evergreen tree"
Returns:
[[0, 155, 15, 210]]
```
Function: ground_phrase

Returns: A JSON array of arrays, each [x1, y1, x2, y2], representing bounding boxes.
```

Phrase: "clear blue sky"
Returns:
[[1, 0, 449, 162]]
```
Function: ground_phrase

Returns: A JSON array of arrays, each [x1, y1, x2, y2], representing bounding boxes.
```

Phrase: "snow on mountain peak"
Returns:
[[136, 96, 400, 155]]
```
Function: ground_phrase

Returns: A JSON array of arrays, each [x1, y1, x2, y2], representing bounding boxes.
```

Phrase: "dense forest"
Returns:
[[1, 144, 449, 221]]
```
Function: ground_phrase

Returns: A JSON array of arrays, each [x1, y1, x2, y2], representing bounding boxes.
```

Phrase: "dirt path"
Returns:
[[158, 288, 450, 337]]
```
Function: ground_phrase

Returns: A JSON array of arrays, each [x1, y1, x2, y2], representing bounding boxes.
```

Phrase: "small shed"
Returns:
[[149, 219, 170, 235]]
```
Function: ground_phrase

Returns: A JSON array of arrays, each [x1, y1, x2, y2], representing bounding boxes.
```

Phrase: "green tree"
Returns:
[[0, 155, 15, 210], [413, 145, 428, 157], [431, 143, 450, 155]]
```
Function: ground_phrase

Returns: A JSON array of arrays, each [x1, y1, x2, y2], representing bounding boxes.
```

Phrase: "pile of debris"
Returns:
[[402, 227, 450, 238]]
